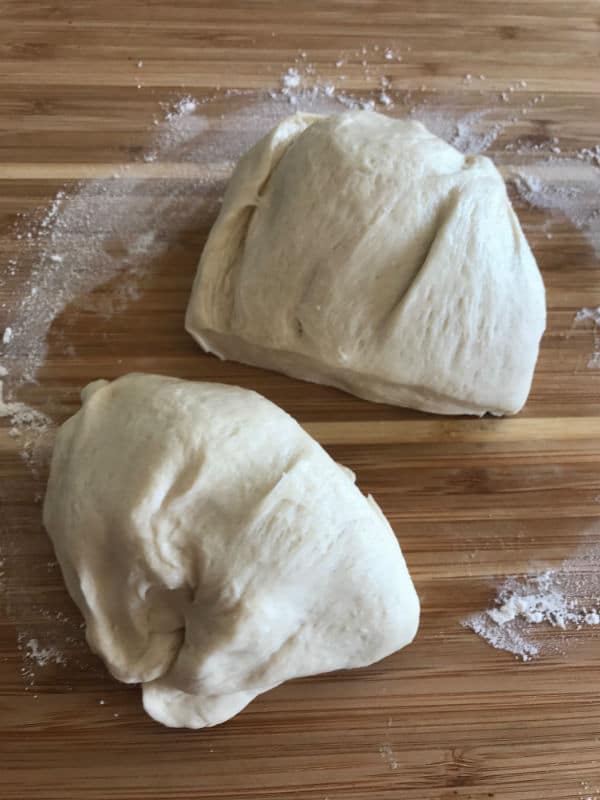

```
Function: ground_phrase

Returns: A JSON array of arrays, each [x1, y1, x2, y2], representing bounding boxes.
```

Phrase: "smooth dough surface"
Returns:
[[185, 111, 546, 416], [43, 373, 419, 728]]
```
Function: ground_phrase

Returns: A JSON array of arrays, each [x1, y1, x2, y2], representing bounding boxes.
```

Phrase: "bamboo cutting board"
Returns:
[[2, 2, 600, 798]]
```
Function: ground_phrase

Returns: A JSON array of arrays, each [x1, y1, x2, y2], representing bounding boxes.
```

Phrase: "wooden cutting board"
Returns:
[[2, 2, 600, 798]]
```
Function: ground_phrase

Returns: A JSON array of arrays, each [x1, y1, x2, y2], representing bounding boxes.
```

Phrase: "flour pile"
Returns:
[[465, 545, 600, 661]]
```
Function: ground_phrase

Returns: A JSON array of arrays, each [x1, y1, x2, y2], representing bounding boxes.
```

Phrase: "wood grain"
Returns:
[[1, 2, 600, 799]]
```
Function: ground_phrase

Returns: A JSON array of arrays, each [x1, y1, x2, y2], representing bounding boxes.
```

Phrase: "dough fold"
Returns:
[[43, 374, 419, 728], [186, 111, 546, 416]]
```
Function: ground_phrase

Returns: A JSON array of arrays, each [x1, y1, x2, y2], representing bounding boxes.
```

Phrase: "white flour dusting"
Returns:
[[3, 51, 598, 396], [3, 95, 209, 390], [274, 46, 410, 111], [511, 162, 600, 258], [574, 307, 600, 368], [575, 307, 600, 325], [17, 633, 67, 688], [465, 546, 600, 661], [17, 631, 68, 689], [0, 381, 52, 474], [22, 636, 67, 668], [577, 145, 600, 167], [379, 743, 400, 771], [580, 780, 600, 800], [2, 46, 600, 691], [0, 86, 343, 689]]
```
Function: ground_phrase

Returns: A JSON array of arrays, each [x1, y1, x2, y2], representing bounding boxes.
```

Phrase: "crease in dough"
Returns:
[[43, 373, 420, 728], [186, 111, 546, 416]]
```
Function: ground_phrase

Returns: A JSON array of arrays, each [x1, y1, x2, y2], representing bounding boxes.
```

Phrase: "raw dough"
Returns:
[[186, 111, 546, 416], [43, 373, 419, 728]]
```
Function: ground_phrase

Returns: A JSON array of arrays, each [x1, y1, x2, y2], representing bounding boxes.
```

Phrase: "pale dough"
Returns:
[[43, 374, 419, 728], [186, 111, 546, 416]]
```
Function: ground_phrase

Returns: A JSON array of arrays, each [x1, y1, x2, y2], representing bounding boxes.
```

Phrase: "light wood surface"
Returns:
[[2, 2, 600, 798]]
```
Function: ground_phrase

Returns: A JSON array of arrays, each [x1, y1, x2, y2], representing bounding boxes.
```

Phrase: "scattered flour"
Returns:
[[575, 307, 600, 325], [0, 381, 52, 474], [2, 44, 600, 691], [412, 107, 508, 155], [3, 49, 598, 395], [580, 780, 600, 800], [282, 67, 301, 90], [165, 94, 198, 119], [465, 546, 600, 661], [574, 307, 600, 368], [17, 632, 67, 688], [274, 46, 409, 111], [379, 743, 400, 771], [577, 145, 600, 167], [511, 163, 600, 258], [3, 95, 207, 389], [22, 636, 66, 668]]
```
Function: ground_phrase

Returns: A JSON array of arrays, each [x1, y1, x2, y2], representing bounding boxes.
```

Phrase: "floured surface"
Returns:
[[2, 62, 599, 394], [1, 4, 600, 799], [2, 61, 599, 675], [574, 307, 600, 368], [465, 542, 600, 661]]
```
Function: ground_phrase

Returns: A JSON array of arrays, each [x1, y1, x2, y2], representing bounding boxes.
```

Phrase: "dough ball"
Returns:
[[186, 111, 546, 416], [43, 374, 419, 728]]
